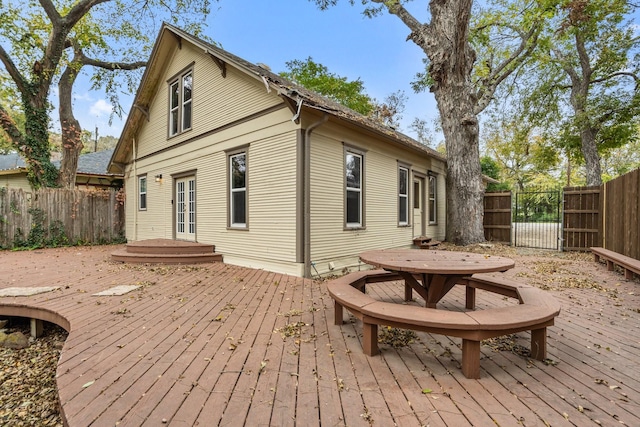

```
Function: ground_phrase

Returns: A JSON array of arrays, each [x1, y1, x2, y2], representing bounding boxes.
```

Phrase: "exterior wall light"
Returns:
[[155, 174, 163, 182]]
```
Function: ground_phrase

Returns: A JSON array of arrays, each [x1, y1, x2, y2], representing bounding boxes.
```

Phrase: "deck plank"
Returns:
[[1, 245, 640, 427]]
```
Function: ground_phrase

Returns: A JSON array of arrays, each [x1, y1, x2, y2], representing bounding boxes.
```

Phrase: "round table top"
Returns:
[[359, 249, 515, 275]]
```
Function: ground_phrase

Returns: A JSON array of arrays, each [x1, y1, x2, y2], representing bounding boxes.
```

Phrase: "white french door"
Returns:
[[413, 177, 425, 238], [176, 177, 196, 241]]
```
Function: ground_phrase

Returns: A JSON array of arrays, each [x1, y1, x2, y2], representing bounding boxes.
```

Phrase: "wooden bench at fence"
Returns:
[[590, 247, 640, 280], [591, 247, 640, 280], [326, 270, 561, 379]]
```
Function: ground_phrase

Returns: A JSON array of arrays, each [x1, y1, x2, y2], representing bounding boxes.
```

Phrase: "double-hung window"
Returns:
[[345, 149, 364, 228], [398, 166, 409, 226], [229, 151, 247, 228], [169, 69, 193, 137], [428, 174, 437, 224], [138, 176, 147, 210]]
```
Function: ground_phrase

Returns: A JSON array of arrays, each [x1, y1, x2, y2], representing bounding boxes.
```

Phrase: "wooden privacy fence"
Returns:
[[0, 187, 125, 248], [562, 186, 601, 251], [483, 191, 512, 243], [484, 168, 640, 259], [601, 168, 640, 260]]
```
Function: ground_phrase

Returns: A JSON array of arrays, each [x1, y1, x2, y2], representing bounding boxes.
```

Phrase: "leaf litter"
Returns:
[[0, 321, 67, 426]]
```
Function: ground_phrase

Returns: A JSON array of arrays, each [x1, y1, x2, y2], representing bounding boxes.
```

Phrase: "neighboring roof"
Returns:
[[0, 153, 27, 171], [110, 23, 445, 172], [53, 149, 118, 176], [0, 149, 120, 177]]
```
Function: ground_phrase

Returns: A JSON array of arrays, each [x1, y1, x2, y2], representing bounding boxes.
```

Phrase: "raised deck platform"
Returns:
[[111, 239, 223, 264], [1, 246, 640, 426]]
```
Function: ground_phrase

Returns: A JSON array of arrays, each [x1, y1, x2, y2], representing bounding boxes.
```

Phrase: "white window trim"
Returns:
[[181, 72, 192, 132], [138, 175, 147, 211], [345, 149, 364, 229], [229, 151, 247, 229], [398, 166, 409, 226], [428, 174, 437, 225], [168, 68, 193, 137]]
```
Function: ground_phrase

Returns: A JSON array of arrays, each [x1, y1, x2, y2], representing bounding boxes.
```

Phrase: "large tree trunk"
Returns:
[[570, 33, 602, 187], [426, 0, 485, 245], [22, 86, 59, 189], [580, 127, 603, 186], [372, 0, 538, 245], [58, 62, 83, 189]]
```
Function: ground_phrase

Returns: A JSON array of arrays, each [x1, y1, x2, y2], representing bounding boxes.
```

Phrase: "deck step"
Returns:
[[412, 236, 441, 249], [124, 238, 215, 255], [111, 239, 222, 264]]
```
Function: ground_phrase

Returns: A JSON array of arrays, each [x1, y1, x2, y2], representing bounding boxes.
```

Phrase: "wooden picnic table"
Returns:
[[359, 249, 515, 308]]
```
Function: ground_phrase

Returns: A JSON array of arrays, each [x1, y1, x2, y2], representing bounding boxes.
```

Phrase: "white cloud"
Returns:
[[74, 92, 94, 102], [90, 99, 113, 117]]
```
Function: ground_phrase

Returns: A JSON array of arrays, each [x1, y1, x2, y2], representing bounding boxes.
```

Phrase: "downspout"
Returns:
[[133, 137, 138, 241], [303, 113, 328, 278]]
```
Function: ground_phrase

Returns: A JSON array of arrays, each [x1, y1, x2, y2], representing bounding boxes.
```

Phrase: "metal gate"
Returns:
[[513, 190, 562, 250]]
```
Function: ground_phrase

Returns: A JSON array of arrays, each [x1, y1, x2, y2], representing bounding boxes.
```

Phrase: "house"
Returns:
[[0, 153, 30, 192], [108, 24, 447, 278], [0, 149, 123, 191]]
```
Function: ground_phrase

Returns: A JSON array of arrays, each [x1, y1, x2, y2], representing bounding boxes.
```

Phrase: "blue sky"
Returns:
[[66, 0, 439, 141]]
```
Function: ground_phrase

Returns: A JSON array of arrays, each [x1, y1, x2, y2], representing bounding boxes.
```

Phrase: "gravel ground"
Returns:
[[0, 320, 67, 426]]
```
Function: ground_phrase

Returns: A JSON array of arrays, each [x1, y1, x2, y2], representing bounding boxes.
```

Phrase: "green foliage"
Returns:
[[0, 0, 215, 188], [513, 190, 561, 222], [601, 131, 640, 180], [497, 0, 640, 183], [0, 73, 24, 154], [480, 156, 511, 191], [12, 208, 69, 250], [483, 118, 561, 190], [280, 57, 375, 115]]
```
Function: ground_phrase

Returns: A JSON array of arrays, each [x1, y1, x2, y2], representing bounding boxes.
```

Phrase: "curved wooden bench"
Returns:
[[326, 270, 561, 379]]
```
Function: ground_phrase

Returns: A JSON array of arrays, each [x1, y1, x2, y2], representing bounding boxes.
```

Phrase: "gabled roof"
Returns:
[[109, 23, 445, 173]]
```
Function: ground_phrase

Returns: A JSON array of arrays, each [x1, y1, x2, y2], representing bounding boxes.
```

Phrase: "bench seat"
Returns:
[[591, 247, 640, 280], [326, 270, 561, 379]]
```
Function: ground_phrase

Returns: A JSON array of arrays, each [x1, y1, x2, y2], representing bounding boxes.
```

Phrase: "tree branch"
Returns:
[[591, 71, 640, 88], [64, 0, 112, 28], [0, 43, 28, 94], [474, 21, 540, 115], [552, 46, 580, 85], [38, 0, 62, 23], [575, 33, 592, 82], [0, 103, 26, 151], [370, 0, 431, 46], [78, 53, 147, 71]]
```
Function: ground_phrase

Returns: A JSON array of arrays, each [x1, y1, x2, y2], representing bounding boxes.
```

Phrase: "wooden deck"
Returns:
[[1, 245, 639, 426]]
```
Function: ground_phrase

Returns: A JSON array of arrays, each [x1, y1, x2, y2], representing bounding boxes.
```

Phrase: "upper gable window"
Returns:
[[169, 69, 193, 137]]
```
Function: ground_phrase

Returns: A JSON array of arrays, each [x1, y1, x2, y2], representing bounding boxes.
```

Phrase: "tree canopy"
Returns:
[[501, 0, 640, 186], [310, 0, 545, 245], [280, 57, 408, 129], [280, 57, 374, 115], [0, 0, 214, 188]]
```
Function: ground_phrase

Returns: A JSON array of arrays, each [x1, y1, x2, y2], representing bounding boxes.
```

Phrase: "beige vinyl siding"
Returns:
[[136, 43, 281, 159], [308, 122, 447, 275], [125, 104, 300, 272], [214, 131, 298, 260], [0, 173, 32, 192]]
